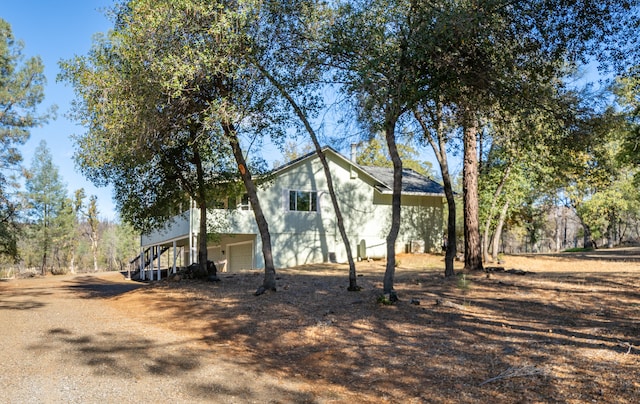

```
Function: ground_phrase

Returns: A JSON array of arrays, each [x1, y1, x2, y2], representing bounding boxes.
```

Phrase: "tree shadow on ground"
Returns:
[[0, 284, 52, 310], [123, 260, 640, 403], [33, 326, 329, 402], [63, 274, 145, 298], [527, 246, 640, 262], [32, 328, 196, 378]]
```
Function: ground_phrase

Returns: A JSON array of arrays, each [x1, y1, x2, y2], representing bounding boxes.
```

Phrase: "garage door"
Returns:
[[228, 242, 254, 272]]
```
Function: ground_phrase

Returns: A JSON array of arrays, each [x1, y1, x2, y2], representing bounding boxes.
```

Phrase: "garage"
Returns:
[[227, 241, 254, 272]]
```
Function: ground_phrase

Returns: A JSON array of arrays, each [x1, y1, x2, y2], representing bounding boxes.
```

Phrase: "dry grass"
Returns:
[[109, 251, 640, 403]]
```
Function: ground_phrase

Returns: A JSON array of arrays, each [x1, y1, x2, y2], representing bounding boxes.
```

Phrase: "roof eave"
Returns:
[[376, 190, 445, 197]]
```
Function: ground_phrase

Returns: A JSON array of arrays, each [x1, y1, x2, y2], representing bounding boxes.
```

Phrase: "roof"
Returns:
[[271, 146, 445, 197], [360, 165, 445, 196]]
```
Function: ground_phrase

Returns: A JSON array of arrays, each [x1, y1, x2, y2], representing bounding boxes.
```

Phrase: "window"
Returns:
[[239, 193, 250, 210], [289, 190, 317, 212], [228, 194, 250, 210]]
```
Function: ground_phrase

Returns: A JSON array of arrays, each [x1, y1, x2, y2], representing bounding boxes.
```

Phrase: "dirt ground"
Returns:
[[3, 249, 640, 403]]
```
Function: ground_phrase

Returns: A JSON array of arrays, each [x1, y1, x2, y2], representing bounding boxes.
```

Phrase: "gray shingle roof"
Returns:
[[360, 166, 445, 196], [270, 146, 445, 197]]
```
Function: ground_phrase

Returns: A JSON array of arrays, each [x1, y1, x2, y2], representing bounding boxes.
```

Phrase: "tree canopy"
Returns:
[[51, 0, 640, 292]]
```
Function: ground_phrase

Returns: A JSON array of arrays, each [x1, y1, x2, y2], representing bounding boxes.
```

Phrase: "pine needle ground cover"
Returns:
[[110, 251, 640, 403]]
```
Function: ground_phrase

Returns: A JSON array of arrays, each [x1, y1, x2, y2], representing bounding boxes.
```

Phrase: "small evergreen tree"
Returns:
[[24, 140, 67, 275]]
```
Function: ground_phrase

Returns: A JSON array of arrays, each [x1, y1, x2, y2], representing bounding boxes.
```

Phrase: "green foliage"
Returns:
[[98, 220, 139, 271], [356, 133, 435, 177], [376, 293, 397, 305], [614, 66, 640, 179], [0, 19, 50, 261], [60, 0, 245, 234], [24, 140, 68, 273]]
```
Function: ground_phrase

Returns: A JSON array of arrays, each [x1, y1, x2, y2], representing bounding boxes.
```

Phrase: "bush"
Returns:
[[0, 267, 14, 279], [51, 267, 69, 275]]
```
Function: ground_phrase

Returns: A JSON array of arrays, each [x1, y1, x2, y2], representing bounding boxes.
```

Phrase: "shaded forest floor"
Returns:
[[106, 250, 640, 403]]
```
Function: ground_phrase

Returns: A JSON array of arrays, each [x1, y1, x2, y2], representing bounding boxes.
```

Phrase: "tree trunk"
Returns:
[[193, 146, 209, 276], [223, 123, 277, 295], [583, 222, 594, 249], [482, 164, 511, 263], [315, 148, 360, 291], [414, 108, 455, 277], [42, 216, 48, 276], [198, 200, 208, 276], [70, 248, 76, 274], [606, 211, 615, 248], [92, 234, 98, 272], [462, 114, 483, 271], [383, 119, 402, 298], [256, 64, 360, 290], [442, 171, 457, 277], [554, 205, 562, 252], [491, 200, 509, 261]]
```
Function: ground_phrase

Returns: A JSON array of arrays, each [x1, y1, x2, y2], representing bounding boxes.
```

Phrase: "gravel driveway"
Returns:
[[0, 272, 314, 404]]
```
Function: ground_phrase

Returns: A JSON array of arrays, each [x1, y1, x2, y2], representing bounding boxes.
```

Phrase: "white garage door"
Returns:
[[228, 242, 254, 272]]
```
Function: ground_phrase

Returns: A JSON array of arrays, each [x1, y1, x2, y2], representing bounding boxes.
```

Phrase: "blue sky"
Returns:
[[11, 2, 610, 224], [1, 1, 118, 220], [0, 1, 306, 222]]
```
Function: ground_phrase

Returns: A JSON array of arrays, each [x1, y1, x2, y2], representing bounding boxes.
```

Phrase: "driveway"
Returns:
[[0, 272, 315, 403]]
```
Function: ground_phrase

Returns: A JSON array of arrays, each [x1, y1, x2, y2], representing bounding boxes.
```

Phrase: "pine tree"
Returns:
[[0, 19, 49, 260], [24, 140, 67, 275]]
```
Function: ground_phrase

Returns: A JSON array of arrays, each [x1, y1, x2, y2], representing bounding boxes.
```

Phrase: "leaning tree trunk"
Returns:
[[223, 122, 277, 295], [414, 108, 456, 277], [256, 64, 360, 291], [491, 200, 509, 261], [462, 114, 483, 271], [482, 164, 511, 263]]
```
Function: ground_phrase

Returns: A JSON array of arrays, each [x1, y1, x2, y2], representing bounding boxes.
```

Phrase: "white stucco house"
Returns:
[[137, 147, 445, 279]]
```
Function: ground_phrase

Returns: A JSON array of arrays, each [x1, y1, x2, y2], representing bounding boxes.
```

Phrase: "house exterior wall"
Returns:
[[206, 152, 444, 269], [141, 150, 444, 271], [141, 211, 192, 247]]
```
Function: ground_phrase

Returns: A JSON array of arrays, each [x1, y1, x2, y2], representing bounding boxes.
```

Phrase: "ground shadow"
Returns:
[[50, 256, 640, 403], [529, 246, 640, 261], [118, 260, 639, 403], [30, 327, 202, 379], [63, 274, 144, 298], [34, 325, 331, 402], [0, 284, 53, 311]]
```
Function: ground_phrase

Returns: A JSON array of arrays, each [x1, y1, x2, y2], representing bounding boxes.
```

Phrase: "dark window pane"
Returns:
[[310, 191, 317, 211], [289, 190, 296, 210], [297, 191, 310, 211], [241, 193, 250, 210]]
